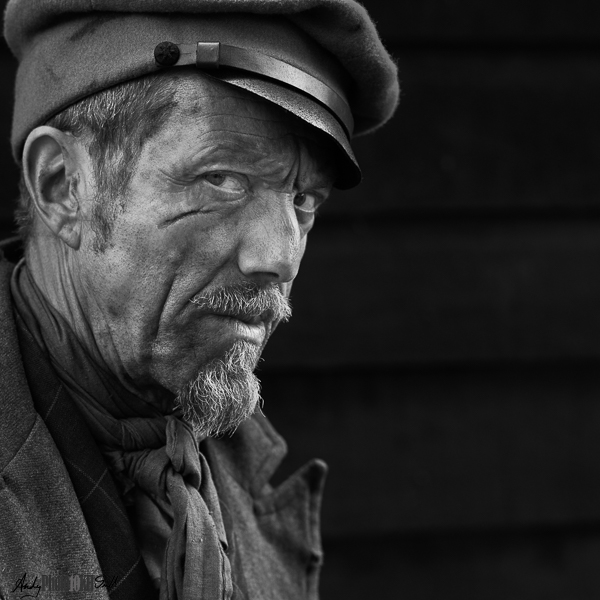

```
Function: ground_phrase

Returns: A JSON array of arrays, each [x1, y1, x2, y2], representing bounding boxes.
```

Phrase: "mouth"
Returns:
[[215, 309, 274, 326], [194, 310, 273, 347]]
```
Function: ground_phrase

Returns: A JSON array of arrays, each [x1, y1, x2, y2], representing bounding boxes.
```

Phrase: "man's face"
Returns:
[[74, 75, 335, 422]]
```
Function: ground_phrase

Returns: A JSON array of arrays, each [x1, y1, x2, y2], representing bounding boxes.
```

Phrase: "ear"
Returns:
[[22, 126, 86, 250]]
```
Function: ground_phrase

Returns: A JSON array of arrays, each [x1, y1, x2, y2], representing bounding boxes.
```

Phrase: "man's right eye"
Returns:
[[203, 172, 245, 192]]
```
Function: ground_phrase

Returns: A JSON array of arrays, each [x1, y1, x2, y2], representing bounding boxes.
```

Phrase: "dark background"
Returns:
[[2, 1, 600, 599]]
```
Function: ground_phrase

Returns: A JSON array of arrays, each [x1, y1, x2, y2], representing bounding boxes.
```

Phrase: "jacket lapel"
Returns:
[[15, 300, 158, 600], [0, 253, 156, 600], [203, 414, 327, 600]]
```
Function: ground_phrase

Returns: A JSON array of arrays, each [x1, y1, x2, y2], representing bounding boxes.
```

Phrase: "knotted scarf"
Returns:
[[11, 259, 233, 600]]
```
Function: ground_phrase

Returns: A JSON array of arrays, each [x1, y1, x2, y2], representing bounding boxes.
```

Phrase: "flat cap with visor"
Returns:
[[4, 0, 399, 189]]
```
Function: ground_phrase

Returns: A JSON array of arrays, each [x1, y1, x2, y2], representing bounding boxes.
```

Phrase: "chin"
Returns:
[[174, 339, 262, 438]]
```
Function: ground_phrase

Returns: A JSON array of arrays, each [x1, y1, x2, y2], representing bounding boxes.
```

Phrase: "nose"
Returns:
[[237, 191, 305, 284]]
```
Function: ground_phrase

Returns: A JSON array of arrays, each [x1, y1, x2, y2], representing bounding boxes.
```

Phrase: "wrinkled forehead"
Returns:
[[168, 73, 339, 175]]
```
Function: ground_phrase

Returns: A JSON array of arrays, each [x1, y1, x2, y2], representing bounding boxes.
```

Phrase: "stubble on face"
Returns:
[[174, 281, 292, 437]]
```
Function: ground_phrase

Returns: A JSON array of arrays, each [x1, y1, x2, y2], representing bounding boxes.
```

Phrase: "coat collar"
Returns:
[[204, 411, 289, 498]]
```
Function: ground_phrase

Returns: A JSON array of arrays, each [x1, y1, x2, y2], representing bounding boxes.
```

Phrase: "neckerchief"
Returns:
[[11, 259, 233, 600]]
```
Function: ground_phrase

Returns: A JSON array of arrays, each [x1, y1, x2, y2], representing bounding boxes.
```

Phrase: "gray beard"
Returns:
[[174, 340, 262, 437]]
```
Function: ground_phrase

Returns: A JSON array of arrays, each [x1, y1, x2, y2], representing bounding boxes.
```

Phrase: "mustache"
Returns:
[[189, 281, 292, 323]]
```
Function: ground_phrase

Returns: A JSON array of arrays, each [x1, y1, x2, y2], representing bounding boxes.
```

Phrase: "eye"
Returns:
[[203, 172, 245, 192], [293, 192, 322, 214]]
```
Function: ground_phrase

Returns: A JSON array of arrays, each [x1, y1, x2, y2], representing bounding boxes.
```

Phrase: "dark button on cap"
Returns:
[[154, 41, 180, 66]]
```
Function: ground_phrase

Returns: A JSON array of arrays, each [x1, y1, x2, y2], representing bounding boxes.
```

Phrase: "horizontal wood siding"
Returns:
[[368, 1, 600, 44], [262, 219, 600, 366], [262, 365, 600, 536], [319, 530, 600, 600], [323, 53, 600, 215]]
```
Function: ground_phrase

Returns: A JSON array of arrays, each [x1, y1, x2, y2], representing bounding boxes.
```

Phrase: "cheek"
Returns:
[[107, 217, 240, 313], [82, 189, 250, 325], [80, 219, 179, 320]]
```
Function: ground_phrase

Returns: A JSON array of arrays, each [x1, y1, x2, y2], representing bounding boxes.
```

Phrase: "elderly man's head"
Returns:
[[5, 0, 399, 436], [20, 71, 336, 435]]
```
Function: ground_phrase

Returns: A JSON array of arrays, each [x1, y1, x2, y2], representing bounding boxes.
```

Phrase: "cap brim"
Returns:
[[215, 73, 362, 190]]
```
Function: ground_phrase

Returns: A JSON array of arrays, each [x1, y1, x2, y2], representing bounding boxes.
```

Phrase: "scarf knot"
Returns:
[[165, 417, 202, 490]]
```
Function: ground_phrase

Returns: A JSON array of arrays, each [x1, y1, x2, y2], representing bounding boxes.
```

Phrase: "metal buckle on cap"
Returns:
[[196, 43, 221, 68], [155, 42, 220, 69]]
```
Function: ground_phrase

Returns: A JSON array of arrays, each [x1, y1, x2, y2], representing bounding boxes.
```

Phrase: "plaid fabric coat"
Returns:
[[0, 245, 327, 600]]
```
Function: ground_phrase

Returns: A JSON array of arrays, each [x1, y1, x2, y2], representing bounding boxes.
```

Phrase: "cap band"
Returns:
[[155, 41, 355, 136]]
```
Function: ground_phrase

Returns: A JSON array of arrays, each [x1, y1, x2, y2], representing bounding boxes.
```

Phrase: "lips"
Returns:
[[186, 304, 273, 348], [215, 309, 273, 326], [213, 313, 269, 346]]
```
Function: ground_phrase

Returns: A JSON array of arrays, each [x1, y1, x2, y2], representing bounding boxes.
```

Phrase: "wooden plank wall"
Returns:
[[259, 2, 600, 599], [1, 2, 599, 598]]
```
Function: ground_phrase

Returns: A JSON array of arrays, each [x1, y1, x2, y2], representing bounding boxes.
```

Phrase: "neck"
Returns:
[[28, 230, 101, 356]]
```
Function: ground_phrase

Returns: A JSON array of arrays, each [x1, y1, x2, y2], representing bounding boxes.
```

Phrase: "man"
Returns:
[[0, 0, 398, 598]]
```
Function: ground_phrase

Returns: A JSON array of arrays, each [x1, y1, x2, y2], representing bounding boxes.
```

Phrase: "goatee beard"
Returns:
[[175, 280, 292, 436], [174, 340, 262, 437]]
